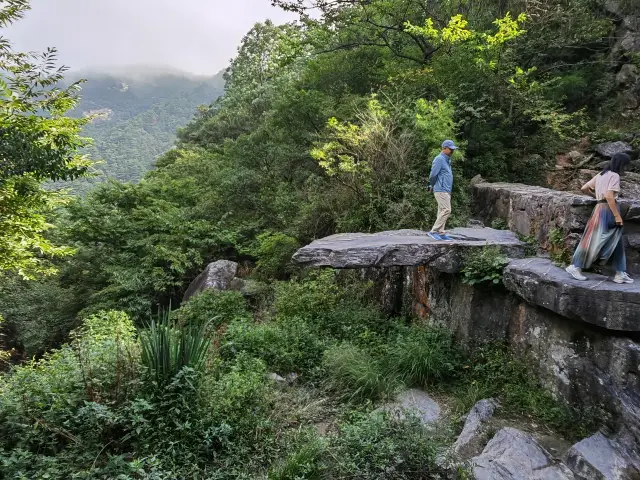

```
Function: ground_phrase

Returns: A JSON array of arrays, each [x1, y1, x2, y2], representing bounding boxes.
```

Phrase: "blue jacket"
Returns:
[[429, 152, 453, 193]]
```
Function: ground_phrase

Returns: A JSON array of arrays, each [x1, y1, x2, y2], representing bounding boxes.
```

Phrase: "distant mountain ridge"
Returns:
[[60, 66, 225, 193]]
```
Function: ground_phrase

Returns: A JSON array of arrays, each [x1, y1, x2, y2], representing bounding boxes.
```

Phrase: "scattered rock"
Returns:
[[617, 64, 639, 88], [467, 219, 486, 229], [374, 389, 442, 426], [454, 399, 500, 458], [183, 260, 239, 302], [471, 427, 575, 480], [595, 141, 633, 158], [564, 431, 640, 480], [470, 174, 486, 185], [266, 373, 286, 383], [503, 258, 640, 332], [292, 228, 524, 272]]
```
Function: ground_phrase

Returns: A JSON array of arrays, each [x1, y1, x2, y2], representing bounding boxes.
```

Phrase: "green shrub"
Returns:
[[491, 218, 509, 230], [324, 412, 444, 479], [385, 327, 461, 388], [268, 434, 325, 480], [454, 343, 604, 440], [254, 232, 300, 280], [322, 343, 396, 401], [176, 289, 251, 328], [462, 246, 510, 285], [274, 271, 343, 321], [222, 317, 328, 375], [140, 309, 212, 387], [549, 228, 572, 266]]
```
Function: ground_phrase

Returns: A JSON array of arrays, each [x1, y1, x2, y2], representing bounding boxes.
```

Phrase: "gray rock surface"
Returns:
[[596, 141, 634, 158], [472, 183, 595, 249], [375, 389, 442, 426], [292, 228, 524, 272], [471, 428, 575, 480], [182, 260, 239, 302], [503, 258, 640, 331], [472, 182, 640, 274], [564, 432, 640, 480], [454, 399, 500, 458]]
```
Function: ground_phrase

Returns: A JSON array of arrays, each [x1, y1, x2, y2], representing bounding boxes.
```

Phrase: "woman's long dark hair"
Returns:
[[602, 153, 631, 175]]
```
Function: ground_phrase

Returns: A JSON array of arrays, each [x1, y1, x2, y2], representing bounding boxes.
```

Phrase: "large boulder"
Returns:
[[503, 258, 640, 331], [595, 141, 633, 158], [182, 260, 238, 302], [470, 427, 575, 479], [564, 431, 640, 480], [292, 228, 524, 273]]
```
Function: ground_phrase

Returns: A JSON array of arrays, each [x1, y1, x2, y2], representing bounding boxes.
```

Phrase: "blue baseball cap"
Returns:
[[442, 140, 458, 150]]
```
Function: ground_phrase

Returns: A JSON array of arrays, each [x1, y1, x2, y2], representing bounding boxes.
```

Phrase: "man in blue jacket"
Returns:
[[427, 140, 457, 241]]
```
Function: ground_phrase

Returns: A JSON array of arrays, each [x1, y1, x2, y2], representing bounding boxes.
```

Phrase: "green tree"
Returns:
[[0, 0, 91, 278]]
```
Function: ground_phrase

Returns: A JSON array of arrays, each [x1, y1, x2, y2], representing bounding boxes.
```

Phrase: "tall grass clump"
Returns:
[[385, 326, 461, 388], [323, 343, 396, 401], [140, 309, 212, 386]]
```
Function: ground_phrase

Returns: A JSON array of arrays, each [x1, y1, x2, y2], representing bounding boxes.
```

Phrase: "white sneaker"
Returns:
[[614, 272, 634, 284], [566, 265, 587, 281]]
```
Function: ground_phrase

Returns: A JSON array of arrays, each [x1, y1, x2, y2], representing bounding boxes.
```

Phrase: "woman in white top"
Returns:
[[566, 153, 633, 284]]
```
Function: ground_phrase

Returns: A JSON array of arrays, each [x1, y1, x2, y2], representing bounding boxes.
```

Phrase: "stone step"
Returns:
[[504, 258, 640, 331], [292, 227, 524, 272]]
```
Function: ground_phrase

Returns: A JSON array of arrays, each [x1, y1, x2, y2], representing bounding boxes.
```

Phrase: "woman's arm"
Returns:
[[605, 190, 623, 225], [581, 182, 596, 198]]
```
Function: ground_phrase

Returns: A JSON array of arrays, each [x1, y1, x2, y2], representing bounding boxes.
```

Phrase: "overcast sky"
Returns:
[[5, 0, 297, 75]]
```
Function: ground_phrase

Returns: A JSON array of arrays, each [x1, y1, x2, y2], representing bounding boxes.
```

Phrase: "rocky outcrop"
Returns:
[[182, 260, 261, 302], [472, 182, 640, 273], [504, 258, 640, 331], [453, 399, 500, 458], [564, 431, 640, 480], [374, 389, 442, 426], [470, 427, 575, 480], [606, 0, 640, 115], [293, 228, 524, 272], [596, 141, 634, 158]]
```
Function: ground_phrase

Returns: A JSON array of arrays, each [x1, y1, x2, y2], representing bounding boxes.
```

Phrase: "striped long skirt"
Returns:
[[572, 202, 626, 272]]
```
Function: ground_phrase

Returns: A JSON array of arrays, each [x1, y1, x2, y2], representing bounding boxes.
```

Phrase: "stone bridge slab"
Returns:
[[504, 258, 640, 331], [292, 228, 524, 273]]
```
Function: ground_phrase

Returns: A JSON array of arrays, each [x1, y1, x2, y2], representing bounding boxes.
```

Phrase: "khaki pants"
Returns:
[[432, 192, 452, 233]]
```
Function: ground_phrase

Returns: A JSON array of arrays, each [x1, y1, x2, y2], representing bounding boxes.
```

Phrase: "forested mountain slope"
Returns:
[[1, 1, 640, 477], [61, 68, 225, 192]]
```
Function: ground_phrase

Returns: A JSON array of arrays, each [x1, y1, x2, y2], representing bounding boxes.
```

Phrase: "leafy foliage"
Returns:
[[462, 246, 510, 285], [0, 1, 91, 278], [140, 309, 212, 387]]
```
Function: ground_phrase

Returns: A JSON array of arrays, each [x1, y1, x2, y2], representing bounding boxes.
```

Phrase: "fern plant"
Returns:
[[140, 309, 212, 387]]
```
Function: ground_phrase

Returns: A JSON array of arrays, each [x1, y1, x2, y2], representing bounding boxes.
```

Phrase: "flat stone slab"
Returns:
[[471, 427, 575, 480], [374, 388, 442, 426], [504, 258, 640, 331], [564, 432, 640, 480], [292, 228, 524, 273]]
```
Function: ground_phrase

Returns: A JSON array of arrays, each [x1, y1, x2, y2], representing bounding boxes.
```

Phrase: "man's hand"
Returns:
[[426, 185, 433, 193]]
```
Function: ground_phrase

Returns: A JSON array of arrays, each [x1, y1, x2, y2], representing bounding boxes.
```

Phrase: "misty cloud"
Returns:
[[5, 0, 297, 74]]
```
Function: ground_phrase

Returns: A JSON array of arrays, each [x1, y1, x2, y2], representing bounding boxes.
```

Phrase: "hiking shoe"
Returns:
[[614, 272, 634, 284], [427, 232, 442, 241], [439, 234, 452, 241], [566, 265, 587, 281]]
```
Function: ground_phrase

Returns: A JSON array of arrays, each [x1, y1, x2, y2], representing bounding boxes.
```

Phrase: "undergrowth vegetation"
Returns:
[[0, 273, 600, 478]]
